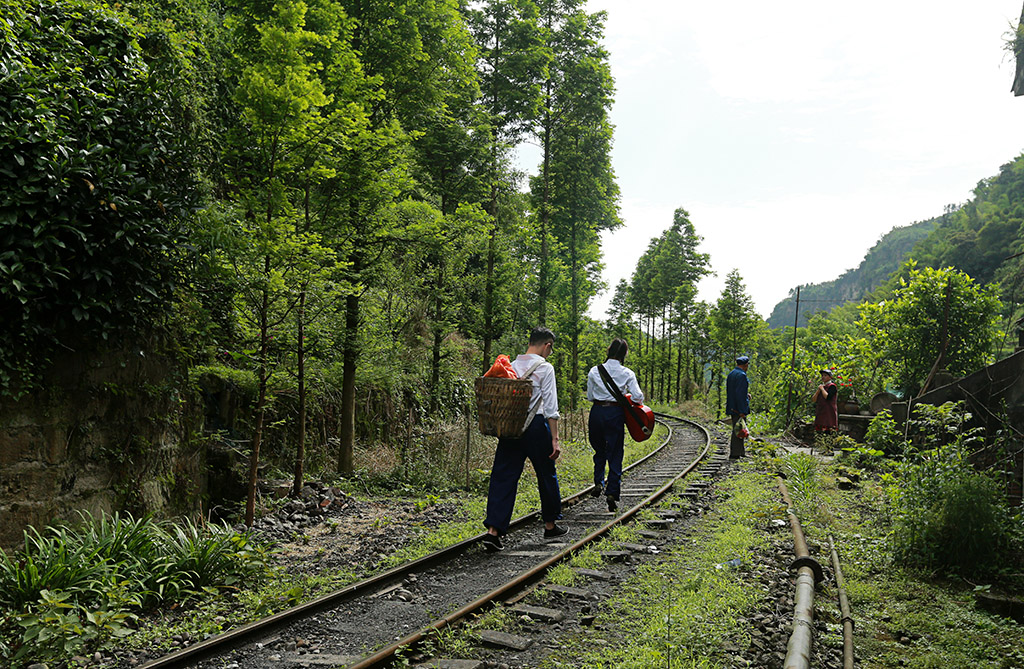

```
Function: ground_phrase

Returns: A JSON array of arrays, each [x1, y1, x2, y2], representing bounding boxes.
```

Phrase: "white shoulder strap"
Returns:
[[519, 357, 547, 433], [521, 358, 545, 379]]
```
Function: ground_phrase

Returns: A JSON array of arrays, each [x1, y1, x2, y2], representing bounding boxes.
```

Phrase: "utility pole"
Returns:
[[785, 286, 801, 427]]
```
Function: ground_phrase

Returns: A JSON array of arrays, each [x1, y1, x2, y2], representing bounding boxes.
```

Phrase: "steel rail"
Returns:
[[348, 413, 711, 668], [139, 416, 682, 669]]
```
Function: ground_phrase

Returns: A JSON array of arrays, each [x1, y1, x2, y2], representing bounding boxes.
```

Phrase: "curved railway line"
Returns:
[[139, 412, 720, 668]]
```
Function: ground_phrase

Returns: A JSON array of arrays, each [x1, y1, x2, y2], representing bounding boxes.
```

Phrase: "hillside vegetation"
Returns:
[[768, 152, 1024, 333]]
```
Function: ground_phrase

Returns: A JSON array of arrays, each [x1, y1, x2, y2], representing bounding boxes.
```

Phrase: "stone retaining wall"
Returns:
[[0, 340, 205, 551]]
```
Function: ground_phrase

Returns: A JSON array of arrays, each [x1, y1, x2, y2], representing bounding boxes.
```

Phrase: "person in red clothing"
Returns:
[[812, 369, 838, 433]]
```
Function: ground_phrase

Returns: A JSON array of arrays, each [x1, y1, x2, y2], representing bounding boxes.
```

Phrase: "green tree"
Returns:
[[711, 270, 762, 416], [224, 0, 342, 525], [606, 278, 634, 337], [712, 269, 761, 360], [857, 264, 1001, 395], [533, 3, 619, 408], [325, 0, 480, 473], [653, 209, 710, 400], [466, 0, 548, 370]]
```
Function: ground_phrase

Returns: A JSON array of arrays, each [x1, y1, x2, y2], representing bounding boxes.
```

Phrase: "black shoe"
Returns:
[[606, 495, 618, 512], [543, 524, 568, 539], [590, 484, 603, 497], [482, 533, 504, 552]]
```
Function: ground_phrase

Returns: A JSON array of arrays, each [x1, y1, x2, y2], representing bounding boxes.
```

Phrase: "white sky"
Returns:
[[517, 0, 1024, 319]]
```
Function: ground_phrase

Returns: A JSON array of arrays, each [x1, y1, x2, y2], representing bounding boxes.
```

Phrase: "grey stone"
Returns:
[[512, 603, 565, 623], [545, 584, 591, 599], [599, 550, 630, 562], [479, 629, 533, 651]]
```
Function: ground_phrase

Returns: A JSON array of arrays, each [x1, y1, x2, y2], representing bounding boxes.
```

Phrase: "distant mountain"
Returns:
[[766, 218, 938, 329], [767, 152, 1024, 330]]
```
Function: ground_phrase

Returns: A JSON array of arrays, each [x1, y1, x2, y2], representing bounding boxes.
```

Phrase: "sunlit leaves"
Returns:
[[856, 264, 1001, 394]]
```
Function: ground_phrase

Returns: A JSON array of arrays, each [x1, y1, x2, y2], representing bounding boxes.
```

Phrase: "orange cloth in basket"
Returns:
[[483, 354, 518, 379]]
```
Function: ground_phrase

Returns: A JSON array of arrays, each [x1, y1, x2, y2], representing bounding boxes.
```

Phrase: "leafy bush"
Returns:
[[864, 409, 906, 455], [0, 513, 271, 665], [857, 264, 1001, 395], [887, 411, 1022, 575], [0, 0, 197, 395], [13, 588, 138, 664]]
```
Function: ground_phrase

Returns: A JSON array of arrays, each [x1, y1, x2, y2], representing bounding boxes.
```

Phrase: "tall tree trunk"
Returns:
[[648, 313, 656, 401], [246, 255, 271, 527], [338, 251, 362, 476], [293, 288, 307, 496], [293, 183, 312, 497], [483, 27, 503, 372], [660, 305, 667, 399], [570, 216, 579, 412], [482, 222, 496, 373], [538, 77, 552, 325], [430, 286, 443, 414]]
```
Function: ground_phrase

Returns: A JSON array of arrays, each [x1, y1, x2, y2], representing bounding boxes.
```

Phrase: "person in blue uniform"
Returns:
[[725, 355, 751, 458], [586, 338, 644, 513], [482, 327, 568, 552]]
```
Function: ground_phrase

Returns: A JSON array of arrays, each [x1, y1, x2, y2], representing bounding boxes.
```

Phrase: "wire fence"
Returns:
[[349, 408, 591, 491]]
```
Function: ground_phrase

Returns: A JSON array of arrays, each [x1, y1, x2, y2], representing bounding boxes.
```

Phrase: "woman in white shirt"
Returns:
[[586, 338, 644, 512]]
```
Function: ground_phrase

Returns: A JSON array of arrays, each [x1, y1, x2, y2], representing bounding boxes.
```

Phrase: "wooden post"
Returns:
[[465, 410, 472, 491]]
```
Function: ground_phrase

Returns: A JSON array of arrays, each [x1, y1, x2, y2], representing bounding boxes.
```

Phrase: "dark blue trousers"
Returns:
[[588, 404, 625, 500], [484, 415, 562, 535]]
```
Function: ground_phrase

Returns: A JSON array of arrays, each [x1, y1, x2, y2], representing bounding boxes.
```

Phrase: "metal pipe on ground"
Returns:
[[778, 479, 821, 669], [829, 534, 855, 669]]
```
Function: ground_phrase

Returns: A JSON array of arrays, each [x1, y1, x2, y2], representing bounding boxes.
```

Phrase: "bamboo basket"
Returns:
[[474, 376, 534, 438]]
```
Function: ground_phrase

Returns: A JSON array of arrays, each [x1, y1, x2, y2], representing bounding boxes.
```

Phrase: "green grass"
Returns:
[[0, 513, 273, 666], [542, 470, 776, 668], [816, 457, 1024, 669]]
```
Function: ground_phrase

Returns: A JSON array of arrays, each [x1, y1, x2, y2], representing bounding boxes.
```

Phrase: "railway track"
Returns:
[[139, 412, 717, 669]]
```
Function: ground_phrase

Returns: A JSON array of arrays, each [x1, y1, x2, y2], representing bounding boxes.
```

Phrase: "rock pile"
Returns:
[[242, 479, 362, 542]]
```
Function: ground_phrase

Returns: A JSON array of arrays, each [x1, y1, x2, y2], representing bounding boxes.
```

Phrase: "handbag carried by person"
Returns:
[[733, 416, 749, 440]]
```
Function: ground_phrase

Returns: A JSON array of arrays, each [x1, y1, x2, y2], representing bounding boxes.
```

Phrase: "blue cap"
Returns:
[[736, 356, 750, 364]]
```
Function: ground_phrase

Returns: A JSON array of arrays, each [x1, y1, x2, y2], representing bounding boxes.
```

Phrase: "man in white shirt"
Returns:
[[482, 327, 567, 551], [586, 338, 644, 513]]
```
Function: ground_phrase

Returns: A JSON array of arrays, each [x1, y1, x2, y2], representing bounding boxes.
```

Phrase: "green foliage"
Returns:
[[784, 452, 821, 511], [887, 404, 1022, 575], [857, 264, 1001, 395], [13, 588, 137, 664], [864, 409, 905, 456], [712, 269, 762, 361], [0, 512, 271, 664], [0, 0, 197, 395]]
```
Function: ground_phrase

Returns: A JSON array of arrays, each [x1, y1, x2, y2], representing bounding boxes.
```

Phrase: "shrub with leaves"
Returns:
[[857, 264, 1001, 395], [0, 0, 196, 395], [0, 513, 271, 665], [864, 409, 907, 456], [887, 405, 1023, 574]]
